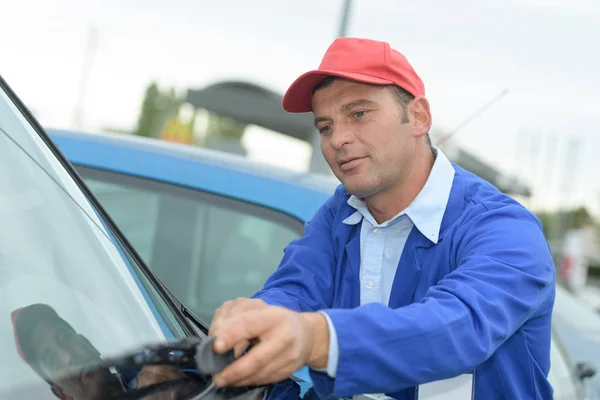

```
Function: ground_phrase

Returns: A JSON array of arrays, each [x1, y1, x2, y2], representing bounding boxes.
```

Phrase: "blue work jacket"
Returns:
[[254, 165, 556, 400]]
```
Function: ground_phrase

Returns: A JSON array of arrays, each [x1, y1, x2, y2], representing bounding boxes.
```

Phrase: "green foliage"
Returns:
[[133, 82, 182, 138], [133, 82, 160, 137], [535, 206, 596, 239]]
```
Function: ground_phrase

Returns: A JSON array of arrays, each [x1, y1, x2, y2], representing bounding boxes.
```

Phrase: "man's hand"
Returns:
[[210, 298, 269, 357], [209, 305, 330, 387]]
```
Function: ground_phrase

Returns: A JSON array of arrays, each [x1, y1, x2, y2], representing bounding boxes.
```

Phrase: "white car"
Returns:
[[0, 75, 267, 399]]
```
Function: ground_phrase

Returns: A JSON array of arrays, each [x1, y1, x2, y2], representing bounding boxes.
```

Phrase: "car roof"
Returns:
[[47, 128, 340, 222]]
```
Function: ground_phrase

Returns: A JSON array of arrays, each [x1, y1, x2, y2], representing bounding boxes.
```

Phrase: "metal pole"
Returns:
[[309, 0, 354, 175], [560, 137, 582, 231], [73, 27, 98, 130], [337, 0, 354, 37]]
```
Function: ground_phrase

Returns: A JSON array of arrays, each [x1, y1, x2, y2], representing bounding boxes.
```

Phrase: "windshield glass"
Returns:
[[0, 80, 195, 398]]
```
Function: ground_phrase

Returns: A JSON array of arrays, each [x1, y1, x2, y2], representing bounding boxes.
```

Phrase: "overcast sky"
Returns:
[[1, 0, 599, 213]]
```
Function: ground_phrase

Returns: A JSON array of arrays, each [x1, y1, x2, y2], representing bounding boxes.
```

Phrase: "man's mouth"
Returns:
[[339, 157, 365, 171]]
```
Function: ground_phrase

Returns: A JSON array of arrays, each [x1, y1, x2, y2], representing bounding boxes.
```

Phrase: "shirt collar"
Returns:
[[342, 147, 455, 244]]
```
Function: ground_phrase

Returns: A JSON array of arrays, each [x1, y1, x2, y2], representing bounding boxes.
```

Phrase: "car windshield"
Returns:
[[0, 79, 197, 397]]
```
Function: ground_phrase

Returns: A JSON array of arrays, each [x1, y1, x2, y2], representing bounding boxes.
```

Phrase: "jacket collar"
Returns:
[[342, 147, 455, 245]]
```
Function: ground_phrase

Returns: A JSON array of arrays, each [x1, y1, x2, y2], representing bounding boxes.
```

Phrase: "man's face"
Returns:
[[312, 79, 417, 200], [28, 319, 123, 400]]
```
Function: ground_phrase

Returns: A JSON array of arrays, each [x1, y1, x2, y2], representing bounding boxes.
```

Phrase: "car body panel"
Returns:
[[49, 128, 337, 223]]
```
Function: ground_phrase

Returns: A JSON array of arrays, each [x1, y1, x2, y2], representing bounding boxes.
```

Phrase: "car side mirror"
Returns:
[[576, 362, 597, 380]]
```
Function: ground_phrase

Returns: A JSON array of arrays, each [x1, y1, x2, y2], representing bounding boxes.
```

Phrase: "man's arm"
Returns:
[[251, 191, 341, 312], [310, 205, 555, 398]]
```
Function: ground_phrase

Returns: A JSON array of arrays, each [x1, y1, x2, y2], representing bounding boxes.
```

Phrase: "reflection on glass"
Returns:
[[11, 304, 205, 400]]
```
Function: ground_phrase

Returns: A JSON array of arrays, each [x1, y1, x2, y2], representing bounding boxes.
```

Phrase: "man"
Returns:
[[11, 303, 199, 400], [209, 37, 555, 399]]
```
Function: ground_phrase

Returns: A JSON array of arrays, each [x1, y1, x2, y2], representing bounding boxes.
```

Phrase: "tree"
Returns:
[[535, 206, 596, 239], [571, 206, 594, 229], [133, 82, 183, 138], [133, 82, 161, 137]]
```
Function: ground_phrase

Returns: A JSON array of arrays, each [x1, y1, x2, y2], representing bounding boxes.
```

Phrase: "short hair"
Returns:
[[312, 77, 430, 144]]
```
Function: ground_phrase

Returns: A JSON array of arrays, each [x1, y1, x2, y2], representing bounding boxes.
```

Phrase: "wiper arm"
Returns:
[[99, 337, 258, 400], [102, 336, 234, 374]]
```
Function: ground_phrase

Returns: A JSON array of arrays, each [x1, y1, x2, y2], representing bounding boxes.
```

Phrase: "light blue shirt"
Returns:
[[319, 147, 456, 377]]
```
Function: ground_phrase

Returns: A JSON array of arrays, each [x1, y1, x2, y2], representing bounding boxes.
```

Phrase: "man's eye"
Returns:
[[319, 125, 332, 134], [353, 110, 367, 118]]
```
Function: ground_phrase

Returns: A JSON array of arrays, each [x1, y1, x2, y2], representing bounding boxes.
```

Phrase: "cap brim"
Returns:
[[282, 70, 394, 113]]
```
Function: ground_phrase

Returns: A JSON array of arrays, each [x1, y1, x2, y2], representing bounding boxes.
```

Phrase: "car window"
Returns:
[[76, 166, 304, 323]]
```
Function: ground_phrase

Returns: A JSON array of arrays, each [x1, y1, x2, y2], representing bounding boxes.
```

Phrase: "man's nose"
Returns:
[[329, 123, 354, 150]]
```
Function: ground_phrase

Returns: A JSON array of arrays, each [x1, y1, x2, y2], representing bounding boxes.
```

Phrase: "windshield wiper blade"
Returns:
[[102, 336, 233, 374], [101, 337, 264, 400], [98, 336, 246, 400]]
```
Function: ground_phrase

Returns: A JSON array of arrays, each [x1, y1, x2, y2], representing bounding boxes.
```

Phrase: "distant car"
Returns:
[[49, 128, 596, 399], [0, 77, 267, 400], [553, 284, 600, 397]]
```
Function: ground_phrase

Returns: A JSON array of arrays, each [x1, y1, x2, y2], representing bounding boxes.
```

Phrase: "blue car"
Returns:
[[48, 128, 338, 325], [49, 128, 596, 399]]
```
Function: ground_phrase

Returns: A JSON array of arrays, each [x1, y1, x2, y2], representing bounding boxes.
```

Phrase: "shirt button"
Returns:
[[366, 280, 375, 290], [373, 228, 381, 235]]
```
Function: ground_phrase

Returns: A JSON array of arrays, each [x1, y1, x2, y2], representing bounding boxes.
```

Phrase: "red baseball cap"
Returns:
[[282, 37, 425, 113]]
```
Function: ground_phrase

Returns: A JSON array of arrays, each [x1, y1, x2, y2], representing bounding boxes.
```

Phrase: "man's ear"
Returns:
[[409, 96, 432, 139], [51, 385, 72, 400]]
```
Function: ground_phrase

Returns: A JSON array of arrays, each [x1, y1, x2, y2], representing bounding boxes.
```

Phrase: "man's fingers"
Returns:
[[234, 352, 300, 387], [233, 334, 304, 387], [209, 298, 267, 336], [233, 339, 250, 358], [212, 310, 272, 354], [213, 337, 286, 387], [209, 300, 235, 335]]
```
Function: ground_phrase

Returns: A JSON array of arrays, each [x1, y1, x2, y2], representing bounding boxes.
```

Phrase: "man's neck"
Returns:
[[366, 146, 435, 224]]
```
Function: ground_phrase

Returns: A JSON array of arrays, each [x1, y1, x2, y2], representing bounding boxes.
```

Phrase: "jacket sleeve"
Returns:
[[310, 205, 556, 398], [251, 190, 340, 312]]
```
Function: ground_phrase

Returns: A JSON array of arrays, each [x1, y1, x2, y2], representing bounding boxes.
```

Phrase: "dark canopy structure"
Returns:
[[185, 81, 315, 142], [184, 80, 530, 197]]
